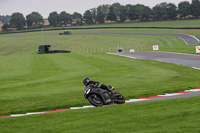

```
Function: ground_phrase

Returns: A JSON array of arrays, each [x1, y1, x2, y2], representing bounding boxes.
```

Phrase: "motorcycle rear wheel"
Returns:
[[88, 94, 103, 107]]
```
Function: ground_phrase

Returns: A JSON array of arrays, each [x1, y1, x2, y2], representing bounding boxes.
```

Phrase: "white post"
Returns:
[[42, 28, 44, 45]]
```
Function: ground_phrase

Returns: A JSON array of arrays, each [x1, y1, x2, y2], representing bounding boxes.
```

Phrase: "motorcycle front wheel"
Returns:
[[87, 94, 103, 107], [113, 92, 125, 104]]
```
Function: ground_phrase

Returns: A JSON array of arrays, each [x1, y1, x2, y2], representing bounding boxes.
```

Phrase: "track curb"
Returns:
[[1, 88, 200, 119]]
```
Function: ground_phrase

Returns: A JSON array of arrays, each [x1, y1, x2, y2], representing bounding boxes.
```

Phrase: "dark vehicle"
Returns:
[[84, 86, 125, 107], [37, 45, 71, 54], [59, 30, 72, 35]]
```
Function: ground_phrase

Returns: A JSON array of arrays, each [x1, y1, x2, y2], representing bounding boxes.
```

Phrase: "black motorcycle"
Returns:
[[84, 85, 125, 107]]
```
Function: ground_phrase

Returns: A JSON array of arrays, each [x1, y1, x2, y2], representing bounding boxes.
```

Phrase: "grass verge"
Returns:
[[0, 53, 200, 116], [0, 96, 200, 133]]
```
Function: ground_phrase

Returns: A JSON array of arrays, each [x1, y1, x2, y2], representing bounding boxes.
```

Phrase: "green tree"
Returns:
[[2, 23, 10, 31], [72, 12, 82, 19], [178, 1, 191, 18], [190, 0, 200, 18], [126, 4, 152, 21], [119, 6, 127, 22], [101, 4, 110, 18], [59, 11, 72, 26], [26, 14, 33, 27], [126, 4, 136, 21], [65, 13, 72, 24], [83, 10, 93, 24], [59, 11, 68, 25], [134, 4, 146, 19], [107, 6, 116, 21], [153, 2, 168, 20], [166, 3, 177, 19], [112, 3, 121, 17], [26, 12, 43, 27], [72, 12, 83, 25], [97, 6, 105, 23], [0, 15, 10, 24], [48, 12, 59, 27], [143, 6, 153, 20], [30, 12, 43, 26], [90, 8, 97, 23], [10, 12, 25, 30]]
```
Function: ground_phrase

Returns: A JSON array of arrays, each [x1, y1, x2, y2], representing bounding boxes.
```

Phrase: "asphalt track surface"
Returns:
[[110, 51, 200, 69], [74, 32, 200, 45], [109, 51, 200, 101], [149, 91, 200, 101]]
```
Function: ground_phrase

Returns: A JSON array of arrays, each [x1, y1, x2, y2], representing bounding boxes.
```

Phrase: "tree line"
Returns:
[[1, 0, 200, 31], [0, 15, 10, 24]]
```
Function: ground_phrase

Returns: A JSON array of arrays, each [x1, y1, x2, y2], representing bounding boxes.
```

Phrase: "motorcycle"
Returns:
[[84, 85, 125, 107]]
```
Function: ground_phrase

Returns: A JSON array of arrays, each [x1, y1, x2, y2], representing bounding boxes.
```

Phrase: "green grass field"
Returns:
[[1, 53, 200, 116], [1, 28, 200, 55], [6, 19, 200, 34], [0, 20, 200, 132], [1, 96, 200, 133], [64, 19, 200, 28]]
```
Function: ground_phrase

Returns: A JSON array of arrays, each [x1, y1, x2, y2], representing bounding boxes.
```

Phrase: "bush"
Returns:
[[2, 23, 10, 31]]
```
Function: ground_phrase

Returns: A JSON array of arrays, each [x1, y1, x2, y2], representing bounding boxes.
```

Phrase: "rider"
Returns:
[[83, 77, 114, 92]]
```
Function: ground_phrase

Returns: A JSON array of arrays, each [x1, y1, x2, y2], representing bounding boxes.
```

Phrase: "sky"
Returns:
[[0, 0, 191, 18]]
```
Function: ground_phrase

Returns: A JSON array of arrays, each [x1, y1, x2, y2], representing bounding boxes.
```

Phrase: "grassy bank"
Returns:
[[0, 96, 200, 132], [0, 30, 199, 56], [0, 53, 200, 116]]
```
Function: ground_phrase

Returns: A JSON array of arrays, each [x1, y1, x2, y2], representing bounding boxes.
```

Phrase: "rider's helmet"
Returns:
[[83, 77, 90, 86]]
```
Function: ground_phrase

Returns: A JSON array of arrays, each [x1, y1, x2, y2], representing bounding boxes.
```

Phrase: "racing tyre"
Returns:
[[113, 92, 125, 104], [87, 94, 103, 107]]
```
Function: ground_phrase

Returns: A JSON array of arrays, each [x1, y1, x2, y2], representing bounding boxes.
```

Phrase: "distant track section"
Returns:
[[0, 32, 199, 45], [109, 51, 200, 69], [74, 32, 200, 45]]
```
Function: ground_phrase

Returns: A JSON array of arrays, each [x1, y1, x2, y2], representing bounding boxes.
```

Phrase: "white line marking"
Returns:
[[70, 107, 92, 109], [164, 94, 183, 96], [189, 89, 200, 92], [26, 112, 45, 115], [10, 114, 29, 117], [157, 93, 183, 96], [83, 106, 95, 108], [192, 67, 200, 70], [107, 52, 136, 59], [126, 99, 148, 103], [189, 35, 200, 42]]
